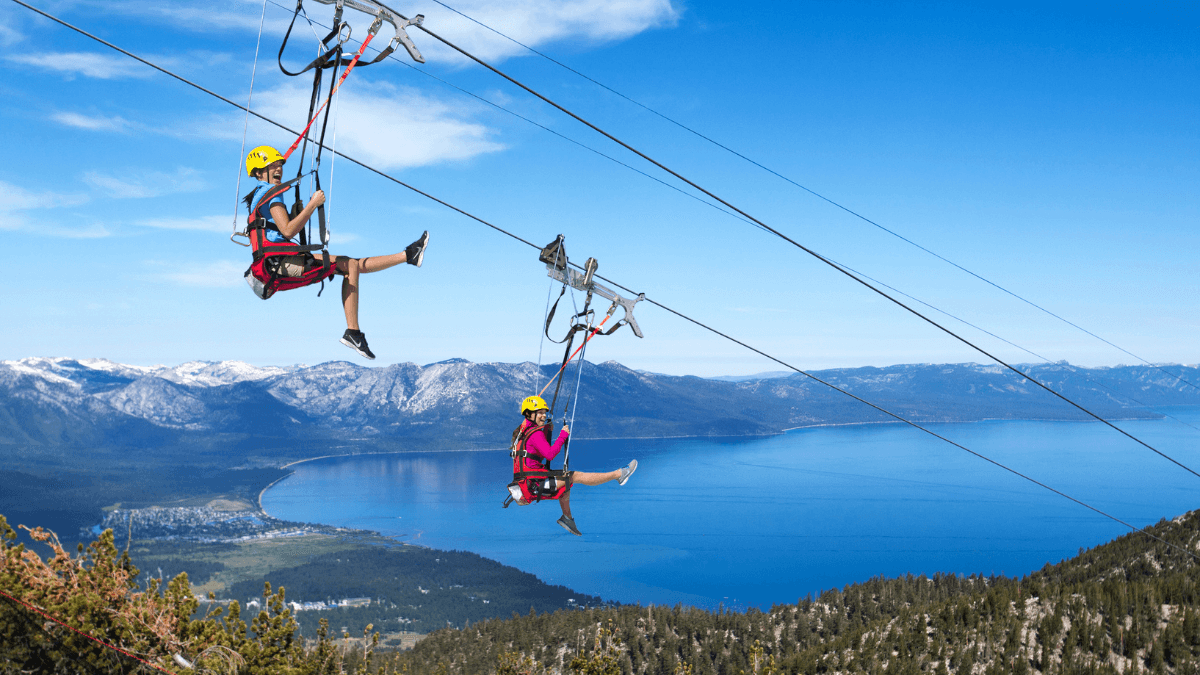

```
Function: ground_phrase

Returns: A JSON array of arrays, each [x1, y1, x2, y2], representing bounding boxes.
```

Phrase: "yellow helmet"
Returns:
[[520, 395, 549, 416], [245, 145, 285, 177]]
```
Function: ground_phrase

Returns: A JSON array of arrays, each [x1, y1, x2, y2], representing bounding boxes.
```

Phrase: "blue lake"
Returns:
[[261, 408, 1200, 610]]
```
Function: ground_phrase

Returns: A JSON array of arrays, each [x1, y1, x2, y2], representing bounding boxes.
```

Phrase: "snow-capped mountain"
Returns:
[[1, 358, 1197, 448]]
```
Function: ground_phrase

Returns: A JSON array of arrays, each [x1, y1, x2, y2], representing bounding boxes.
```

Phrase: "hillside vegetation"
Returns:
[[396, 511, 1200, 674], [5, 509, 1200, 673]]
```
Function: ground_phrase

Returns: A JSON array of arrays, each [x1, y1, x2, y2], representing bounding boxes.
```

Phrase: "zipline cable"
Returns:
[[11, 0, 1197, 562], [422, 0, 1200, 395], [839, 262, 1200, 436], [404, 19, 1200, 482], [257, 0, 763, 234], [229, 0, 270, 235], [261, 0, 1200, 439]]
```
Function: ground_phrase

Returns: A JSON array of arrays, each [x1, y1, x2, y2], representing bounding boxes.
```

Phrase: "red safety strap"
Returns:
[[282, 26, 378, 161], [537, 312, 613, 399]]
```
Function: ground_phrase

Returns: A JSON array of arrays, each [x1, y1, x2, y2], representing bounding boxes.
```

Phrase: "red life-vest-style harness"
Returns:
[[504, 422, 569, 507], [244, 178, 335, 300]]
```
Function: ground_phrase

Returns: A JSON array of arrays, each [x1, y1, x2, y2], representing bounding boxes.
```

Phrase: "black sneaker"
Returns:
[[557, 515, 581, 536], [340, 329, 375, 360], [405, 230, 429, 268]]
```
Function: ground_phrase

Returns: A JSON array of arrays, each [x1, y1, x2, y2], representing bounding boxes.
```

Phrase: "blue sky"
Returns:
[[1, 0, 1196, 376]]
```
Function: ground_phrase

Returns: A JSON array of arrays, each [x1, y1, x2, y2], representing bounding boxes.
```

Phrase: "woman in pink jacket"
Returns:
[[510, 395, 637, 535]]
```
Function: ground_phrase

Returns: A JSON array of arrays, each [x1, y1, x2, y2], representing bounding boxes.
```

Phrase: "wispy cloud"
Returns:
[[0, 21, 21, 48], [38, 223, 112, 238], [0, 180, 100, 238], [2, 180, 89, 213], [251, 81, 505, 170], [728, 307, 791, 314], [99, 0, 293, 34], [137, 215, 233, 233], [146, 259, 246, 288], [51, 112, 137, 133], [89, 0, 677, 64], [6, 52, 158, 80], [84, 167, 208, 199], [416, 0, 680, 63], [0, 4, 25, 48]]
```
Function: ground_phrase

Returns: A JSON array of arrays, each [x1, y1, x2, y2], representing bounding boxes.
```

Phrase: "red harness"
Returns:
[[245, 181, 334, 300], [509, 422, 569, 504]]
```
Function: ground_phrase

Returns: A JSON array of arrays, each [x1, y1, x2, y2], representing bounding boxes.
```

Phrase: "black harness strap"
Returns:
[[278, 0, 400, 77]]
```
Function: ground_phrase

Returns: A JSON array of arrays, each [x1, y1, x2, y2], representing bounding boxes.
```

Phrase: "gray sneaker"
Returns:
[[557, 515, 581, 536], [618, 460, 638, 486]]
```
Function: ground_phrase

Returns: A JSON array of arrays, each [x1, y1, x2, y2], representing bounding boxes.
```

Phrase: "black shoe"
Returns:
[[557, 515, 581, 536], [406, 231, 429, 268], [340, 329, 375, 360]]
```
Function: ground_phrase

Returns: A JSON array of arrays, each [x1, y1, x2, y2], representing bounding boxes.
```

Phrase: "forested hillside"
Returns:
[[5, 510, 1200, 673], [396, 511, 1200, 674]]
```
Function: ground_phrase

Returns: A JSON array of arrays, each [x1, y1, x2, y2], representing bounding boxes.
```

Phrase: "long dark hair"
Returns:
[[242, 168, 264, 212]]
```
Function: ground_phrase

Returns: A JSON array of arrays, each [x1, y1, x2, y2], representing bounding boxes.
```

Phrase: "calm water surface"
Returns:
[[262, 408, 1200, 609]]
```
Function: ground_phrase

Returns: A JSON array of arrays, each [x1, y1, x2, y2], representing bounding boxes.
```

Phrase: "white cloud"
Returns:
[[90, 0, 677, 64], [51, 112, 137, 133], [84, 167, 208, 199], [137, 215, 234, 233], [0, 4, 25, 47], [414, 0, 680, 63], [38, 223, 112, 238], [0, 180, 101, 238], [148, 259, 246, 288], [6, 52, 156, 80], [103, 0, 294, 34], [252, 81, 505, 170], [1, 180, 89, 213], [0, 22, 21, 48]]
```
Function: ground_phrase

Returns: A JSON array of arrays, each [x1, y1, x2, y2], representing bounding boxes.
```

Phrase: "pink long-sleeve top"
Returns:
[[520, 419, 569, 471]]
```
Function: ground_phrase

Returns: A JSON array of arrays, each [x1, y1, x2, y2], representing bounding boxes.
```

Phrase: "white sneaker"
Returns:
[[618, 460, 637, 486]]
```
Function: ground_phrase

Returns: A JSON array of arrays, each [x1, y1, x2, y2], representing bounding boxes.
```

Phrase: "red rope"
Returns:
[[537, 313, 612, 399], [282, 30, 377, 161], [0, 587, 181, 675]]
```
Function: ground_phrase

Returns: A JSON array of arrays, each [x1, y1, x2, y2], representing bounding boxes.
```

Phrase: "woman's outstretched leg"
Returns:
[[572, 461, 637, 487], [555, 461, 637, 537], [359, 230, 427, 273], [571, 470, 620, 486]]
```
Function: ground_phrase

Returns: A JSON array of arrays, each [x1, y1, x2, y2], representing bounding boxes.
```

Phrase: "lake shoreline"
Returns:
[[258, 408, 1200, 608], [257, 414, 1164, 516]]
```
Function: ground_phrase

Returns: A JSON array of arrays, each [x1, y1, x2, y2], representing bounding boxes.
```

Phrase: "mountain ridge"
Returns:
[[5, 357, 1200, 452]]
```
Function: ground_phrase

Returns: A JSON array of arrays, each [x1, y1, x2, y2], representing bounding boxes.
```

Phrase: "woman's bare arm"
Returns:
[[268, 190, 325, 239]]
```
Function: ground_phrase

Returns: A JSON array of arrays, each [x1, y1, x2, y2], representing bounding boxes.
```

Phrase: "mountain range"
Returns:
[[4, 357, 1200, 453]]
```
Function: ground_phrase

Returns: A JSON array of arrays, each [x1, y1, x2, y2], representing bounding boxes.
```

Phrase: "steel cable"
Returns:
[[406, 20, 1200, 482], [8, 0, 1198, 562], [419, 0, 1200, 395]]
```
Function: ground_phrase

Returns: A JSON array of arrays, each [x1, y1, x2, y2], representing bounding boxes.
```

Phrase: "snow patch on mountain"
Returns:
[[95, 378, 211, 429]]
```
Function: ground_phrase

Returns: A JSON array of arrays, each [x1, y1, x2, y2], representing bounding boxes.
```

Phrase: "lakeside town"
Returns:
[[89, 505, 361, 543]]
